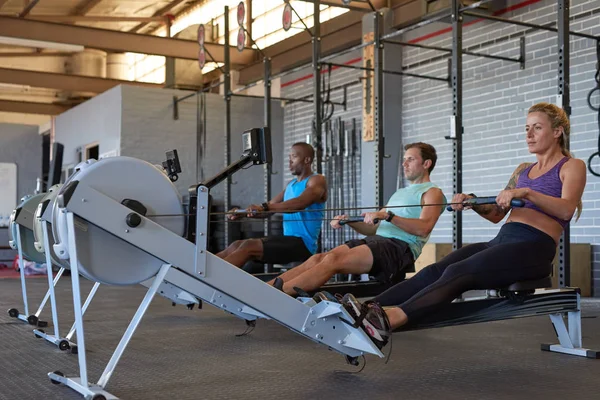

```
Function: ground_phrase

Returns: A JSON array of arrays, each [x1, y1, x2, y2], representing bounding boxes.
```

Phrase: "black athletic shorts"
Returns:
[[259, 236, 313, 265], [345, 235, 414, 285]]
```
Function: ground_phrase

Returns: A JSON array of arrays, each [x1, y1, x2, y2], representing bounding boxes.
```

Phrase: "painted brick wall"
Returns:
[[281, 54, 365, 251], [399, 0, 600, 295], [281, 0, 600, 294], [120, 85, 284, 209], [55, 86, 122, 167]]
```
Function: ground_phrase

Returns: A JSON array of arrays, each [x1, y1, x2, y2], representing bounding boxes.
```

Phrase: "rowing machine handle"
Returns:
[[229, 209, 257, 217], [339, 216, 380, 225], [446, 196, 525, 212]]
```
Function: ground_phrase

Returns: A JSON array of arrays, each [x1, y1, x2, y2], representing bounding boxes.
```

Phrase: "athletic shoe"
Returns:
[[293, 286, 311, 298], [340, 293, 391, 350]]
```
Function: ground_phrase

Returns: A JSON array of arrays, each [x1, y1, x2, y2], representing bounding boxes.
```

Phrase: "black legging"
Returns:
[[374, 222, 556, 322]]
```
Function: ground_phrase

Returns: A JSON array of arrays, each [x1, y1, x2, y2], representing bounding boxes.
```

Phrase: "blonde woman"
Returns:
[[337, 102, 587, 350]]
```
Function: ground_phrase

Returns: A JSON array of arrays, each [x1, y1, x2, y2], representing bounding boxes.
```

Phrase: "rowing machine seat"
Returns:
[[503, 275, 553, 292]]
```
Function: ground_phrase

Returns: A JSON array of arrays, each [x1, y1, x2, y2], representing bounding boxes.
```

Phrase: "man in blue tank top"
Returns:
[[270, 142, 446, 296], [216, 142, 327, 268]]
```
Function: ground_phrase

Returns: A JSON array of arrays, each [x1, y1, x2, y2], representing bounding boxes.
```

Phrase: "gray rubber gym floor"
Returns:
[[1, 278, 600, 400]]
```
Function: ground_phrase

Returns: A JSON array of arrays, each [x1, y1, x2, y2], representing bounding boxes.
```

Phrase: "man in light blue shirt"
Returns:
[[271, 142, 446, 296]]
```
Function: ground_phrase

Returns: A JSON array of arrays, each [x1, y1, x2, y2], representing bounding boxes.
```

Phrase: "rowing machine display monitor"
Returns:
[[162, 150, 182, 182], [198, 127, 271, 190], [242, 127, 272, 165], [186, 127, 272, 242]]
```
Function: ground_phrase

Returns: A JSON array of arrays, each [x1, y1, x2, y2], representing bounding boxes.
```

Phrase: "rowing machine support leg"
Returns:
[[542, 295, 599, 358]]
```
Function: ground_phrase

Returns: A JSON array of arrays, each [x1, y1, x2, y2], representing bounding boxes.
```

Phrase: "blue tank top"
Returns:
[[376, 182, 445, 260], [282, 175, 325, 254], [515, 157, 570, 228]]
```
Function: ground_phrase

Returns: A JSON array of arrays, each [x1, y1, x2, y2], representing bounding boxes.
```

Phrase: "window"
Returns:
[[128, 1, 349, 80]]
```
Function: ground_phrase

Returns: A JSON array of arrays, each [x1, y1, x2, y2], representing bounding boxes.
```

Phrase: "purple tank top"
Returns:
[[515, 157, 570, 228]]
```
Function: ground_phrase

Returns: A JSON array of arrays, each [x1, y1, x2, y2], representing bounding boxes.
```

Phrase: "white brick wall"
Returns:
[[102, 86, 284, 207], [397, 0, 600, 295], [281, 53, 364, 250], [282, 0, 600, 295]]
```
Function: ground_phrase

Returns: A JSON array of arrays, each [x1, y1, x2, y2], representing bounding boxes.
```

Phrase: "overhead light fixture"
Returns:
[[0, 36, 84, 52]]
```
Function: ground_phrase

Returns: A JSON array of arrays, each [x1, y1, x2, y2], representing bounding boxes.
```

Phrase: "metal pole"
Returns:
[[451, 0, 463, 250], [313, 1, 323, 174], [264, 57, 272, 272], [229, 92, 345, 106], [165, 18, 175, 88], [224, 6, 232, 246], [374, 11, 384, 208], [558, 0, 571, 287], [246, 0, 252, 47]]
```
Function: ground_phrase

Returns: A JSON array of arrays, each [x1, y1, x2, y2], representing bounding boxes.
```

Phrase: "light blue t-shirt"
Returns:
[[376, 182, 446, 260], [282, 175, 325, 254]]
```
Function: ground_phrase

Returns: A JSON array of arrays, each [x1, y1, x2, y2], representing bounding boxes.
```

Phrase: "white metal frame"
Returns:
[[9, 205, 101, 350], [544, 294, 597, 358], [12, 224, 33, 324], [31, 220, 78, 351], [49, 181, 382, 399]]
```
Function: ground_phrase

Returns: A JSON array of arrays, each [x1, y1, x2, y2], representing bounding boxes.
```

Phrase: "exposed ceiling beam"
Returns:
[[129, 0, 188, 34], [19, 0, 40, 18], [0, 51, 73, 57], [237, 8, 366, 84], [0, 35, 84, 51], [29, 15, 166, 23], [0, 17, 258, 64], [0, 67, 162, 93], [237, 0, 424, 84], [0, 99, 69, 115], [296, 0, 376, 12], [73, 0, 104, 16]]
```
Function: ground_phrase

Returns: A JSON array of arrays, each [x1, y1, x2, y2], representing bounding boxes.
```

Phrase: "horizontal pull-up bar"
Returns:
[[229, 92, 345, 107], [379, 0, 495, 42], [173, 80, 225, 105], [318, 40, 375, 64], [323, 62, 449, 83], [233, 62, 314, 94], [317, 0, 495, 65], [463, 11, 598, 41], [383, 38, 525, 66]]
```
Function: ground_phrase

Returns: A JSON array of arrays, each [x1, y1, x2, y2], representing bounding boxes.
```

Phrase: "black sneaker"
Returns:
[[340, 294, 391, 350]]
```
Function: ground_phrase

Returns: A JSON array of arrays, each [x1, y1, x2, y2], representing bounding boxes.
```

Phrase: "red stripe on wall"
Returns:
[[409, 0, 542, 43], [280, 0, 541, 88]]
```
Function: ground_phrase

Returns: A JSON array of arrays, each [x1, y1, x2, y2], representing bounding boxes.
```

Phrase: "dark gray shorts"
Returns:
[[345, 235, 415, 285], [259, 235, 312, 264]]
